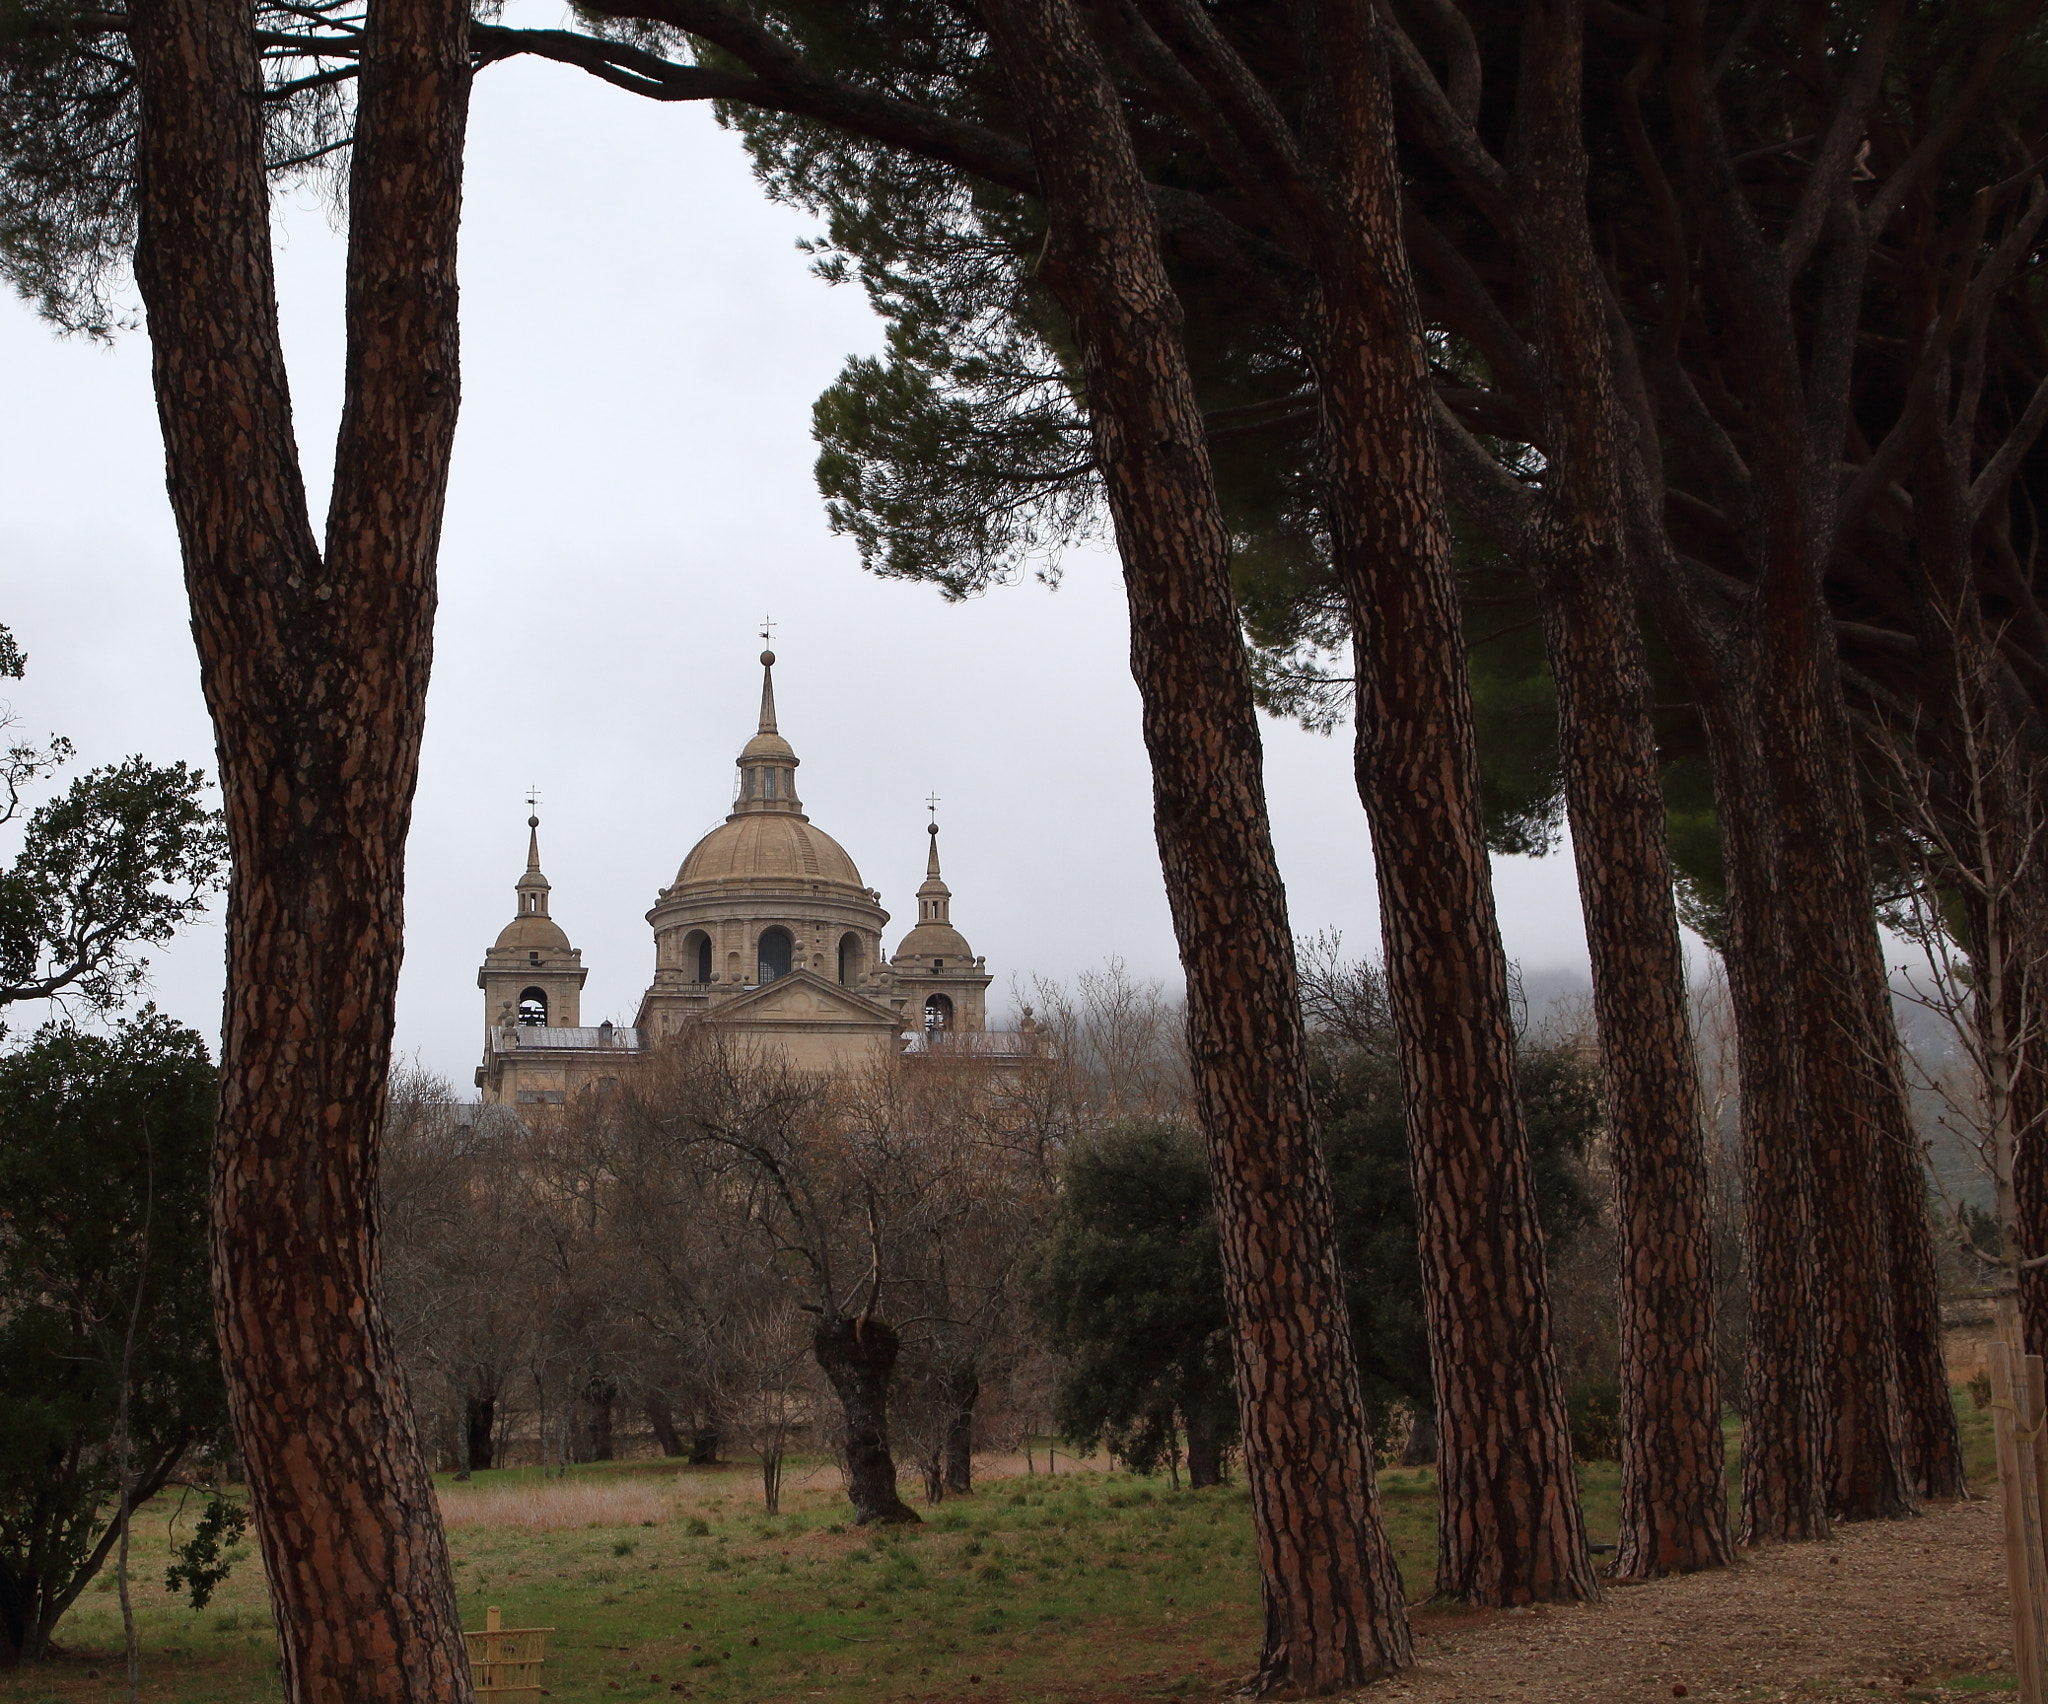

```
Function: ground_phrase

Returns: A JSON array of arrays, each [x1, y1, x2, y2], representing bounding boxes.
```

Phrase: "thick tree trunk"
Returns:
[[642, 1394, 685, 1459], [689, 1429, 721, 1466], [1772, 672, 1914, 1522], [811, 1315, 919, 1526], [128, 0, 472, 1695], [2012, 853, 2048, 1363], [466, 1395, 497, 1473], [1698, 689, 1832, 1546], [942, 1365, 978, 1496], [1506, 0, 1728, 1581], [976, 0, 1412, 1686], [1295, 0, 1597, 1608]]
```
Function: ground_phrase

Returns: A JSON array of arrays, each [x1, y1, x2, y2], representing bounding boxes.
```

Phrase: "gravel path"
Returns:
[[1369, 1495, 2009, 1702]]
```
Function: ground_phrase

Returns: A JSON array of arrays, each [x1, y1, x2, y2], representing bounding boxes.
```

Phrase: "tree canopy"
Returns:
[[0, 1011, 231, 1662]]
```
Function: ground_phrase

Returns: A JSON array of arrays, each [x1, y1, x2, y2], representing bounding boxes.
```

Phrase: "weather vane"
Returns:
[[925, 791, 941, 822], [525, 785, 542, 817], [760, 613, 777, 647]]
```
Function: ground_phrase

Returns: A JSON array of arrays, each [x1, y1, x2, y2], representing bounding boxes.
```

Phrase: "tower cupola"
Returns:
[[733, 650, 803, 815]]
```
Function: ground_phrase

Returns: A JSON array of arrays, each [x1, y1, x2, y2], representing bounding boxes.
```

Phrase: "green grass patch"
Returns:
[[0, 1392, 1995, 1704]]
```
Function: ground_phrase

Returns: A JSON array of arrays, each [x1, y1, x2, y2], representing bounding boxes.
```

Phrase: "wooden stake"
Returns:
[[1991, 1338, 2048, 1703]]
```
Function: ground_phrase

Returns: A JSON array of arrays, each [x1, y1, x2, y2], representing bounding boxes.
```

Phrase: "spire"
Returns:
[[926, 820, 943, 879], [734, 644, 803, 816], [516, 810, 551, 917], [757, 648, 779, 736]]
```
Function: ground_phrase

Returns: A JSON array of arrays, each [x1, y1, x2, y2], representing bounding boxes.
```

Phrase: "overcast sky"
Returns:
[[0, 25, 1603, 1089]]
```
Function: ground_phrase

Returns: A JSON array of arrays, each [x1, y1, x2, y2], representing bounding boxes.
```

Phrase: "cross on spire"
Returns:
[[925, 791, 941, 821], [759, 613, 777, 647], [525, 785, 542, 817]]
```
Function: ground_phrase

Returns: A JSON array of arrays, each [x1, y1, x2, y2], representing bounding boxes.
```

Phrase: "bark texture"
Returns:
[[1293, 0, 1597, 1606], [1505, 0, 1728, 1580], [977, 0, 1412, 1685], [812, 1316, 920, 1526], [128, 0, 473, 1693]]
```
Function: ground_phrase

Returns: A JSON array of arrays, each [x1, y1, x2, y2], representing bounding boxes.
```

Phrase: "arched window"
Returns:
[[758, 927, 794, 983], [684, 930, 712, 983], [924, 993, 954, 1032], [518, 986, 548, 1026], [838, 932, 862, 986]]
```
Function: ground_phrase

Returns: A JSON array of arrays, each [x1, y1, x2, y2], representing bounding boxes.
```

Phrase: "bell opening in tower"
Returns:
[[685, 930, 712, 983], [924, 992, 953, 1032], [758, 927, 794, 983], [518, 987, 548, 1026], [838, 932, 862, 986]]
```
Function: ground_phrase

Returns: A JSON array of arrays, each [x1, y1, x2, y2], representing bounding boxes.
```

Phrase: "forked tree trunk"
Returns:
[[1506, 0, 1728, 1580], [811, 1315, 919, 1526], [1294, 0, 1596, 1607], [128, 0, 473, 1695], [642, 1394, 685, 1459], [976, 0, 1412, 1686]]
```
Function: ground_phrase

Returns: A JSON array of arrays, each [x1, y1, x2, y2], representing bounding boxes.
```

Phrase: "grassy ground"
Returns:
[[0, 1396, 1998, 1704]]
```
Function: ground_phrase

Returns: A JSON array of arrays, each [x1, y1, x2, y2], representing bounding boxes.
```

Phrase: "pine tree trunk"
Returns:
[[1699, 688, 1832, 1546], [1763, 615, 1915, 1523], [1293, 0, 1597, 1608], [1506, 0, 1728, 1580], [2012, 857, 2048, 1364], [1882, 1112, 1966, 1498], [811, 1316, 919, 1526], [128, 0, 472, 1695], [976, 0, 1412, 1686]]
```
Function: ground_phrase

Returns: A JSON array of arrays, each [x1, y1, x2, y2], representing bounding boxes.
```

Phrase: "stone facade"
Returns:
[[476, 651, 1012, 1104]]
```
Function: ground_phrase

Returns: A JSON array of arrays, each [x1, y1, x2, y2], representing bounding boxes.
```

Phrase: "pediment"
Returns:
[[711, 970, 904, 1029]]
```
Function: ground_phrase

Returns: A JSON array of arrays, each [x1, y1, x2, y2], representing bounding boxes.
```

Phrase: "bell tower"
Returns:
[[889, 810, 992, 1033], [478, 811, 588, 1040]]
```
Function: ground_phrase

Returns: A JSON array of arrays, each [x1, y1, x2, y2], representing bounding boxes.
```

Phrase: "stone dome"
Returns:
[[675, 811, 865, 890], [893, 918, 973, 961], [494, 911, 572, 952]]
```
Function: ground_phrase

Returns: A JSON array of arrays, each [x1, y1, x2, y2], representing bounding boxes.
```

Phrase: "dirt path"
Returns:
[[1371, 1496, 2008, 1702]]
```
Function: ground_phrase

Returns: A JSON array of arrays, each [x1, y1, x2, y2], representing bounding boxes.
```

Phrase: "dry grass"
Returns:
[[437, 1475, 674, 1531]]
